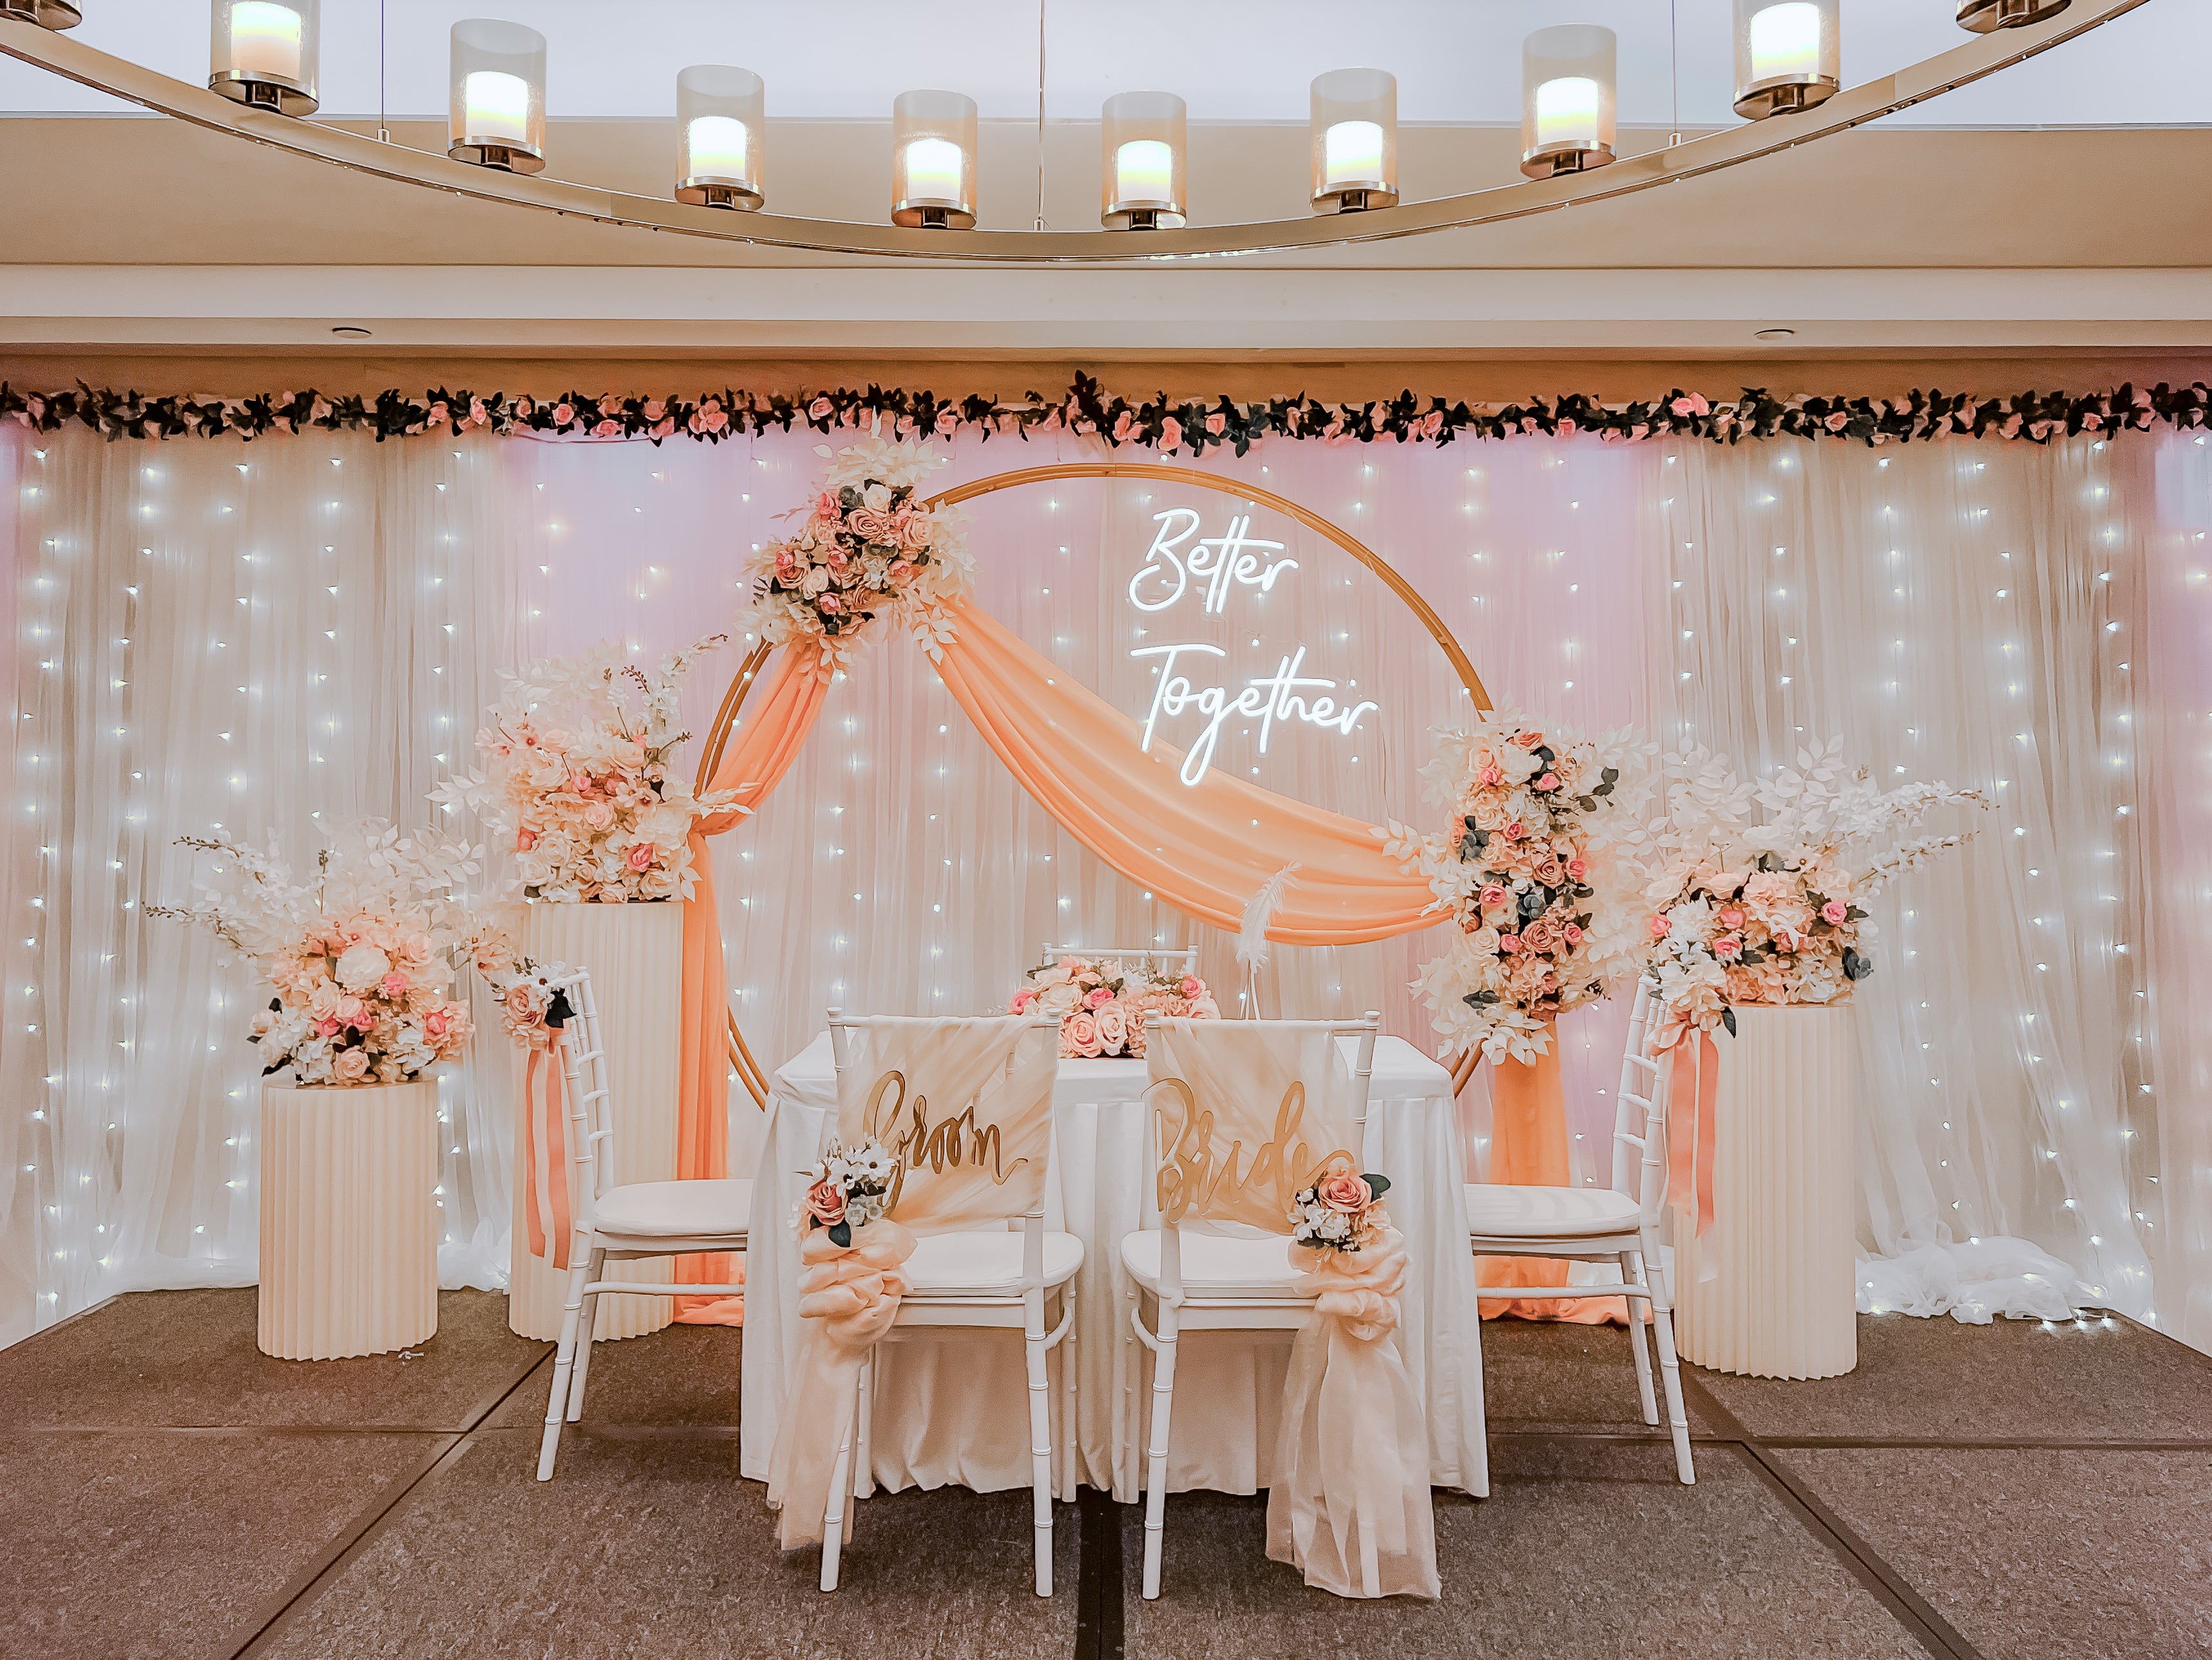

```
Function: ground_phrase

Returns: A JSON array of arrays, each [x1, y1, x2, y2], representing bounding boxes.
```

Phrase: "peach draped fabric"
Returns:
[[672, 648, 833, 1324], [1478, 1036, 1625, 1324], [934, 602, 1440, 944]]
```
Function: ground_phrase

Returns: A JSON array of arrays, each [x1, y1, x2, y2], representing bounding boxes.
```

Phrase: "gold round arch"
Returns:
[[701, 461, 1491, 1101]]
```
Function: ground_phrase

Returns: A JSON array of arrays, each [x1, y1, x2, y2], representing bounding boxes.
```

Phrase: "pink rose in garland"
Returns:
[[747, 437, 975, 680]]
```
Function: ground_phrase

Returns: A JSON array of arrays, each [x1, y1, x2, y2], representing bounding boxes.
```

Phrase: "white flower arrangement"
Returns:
[[1641, 739, 1986, 1046], [151, 819, 508, 1087], [1288, 1158, 1393, 1254], [797, 1136, 902, 1248], [432, 635, 741, 903], [1384, 710, 1657, 1065], [746, 437, 975, 678]]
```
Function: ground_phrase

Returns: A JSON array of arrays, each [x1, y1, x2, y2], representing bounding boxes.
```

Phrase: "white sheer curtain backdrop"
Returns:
[[3, 416, 2206, 1352], [1646, 434, 2160, 1328]]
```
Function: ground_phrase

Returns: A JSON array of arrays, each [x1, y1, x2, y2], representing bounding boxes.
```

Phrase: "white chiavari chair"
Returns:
[[1120, 1012, 1382, 1600], [535, 967, 752, 1481], [819, 1009, 1083, 1597], [1466, 980, 1695, 1484]]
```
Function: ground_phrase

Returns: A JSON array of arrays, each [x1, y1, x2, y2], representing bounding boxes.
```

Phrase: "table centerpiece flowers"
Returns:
[[1009, 955, 1221, 1058]]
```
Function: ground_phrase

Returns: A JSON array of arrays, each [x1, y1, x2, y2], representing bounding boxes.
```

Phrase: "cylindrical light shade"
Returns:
[[1957, 0, 2070, 28], [1101, 91, 1187, 230], [209, 0, 319, 116], [448, 18, 547, 174], [1310, 68, 1397, 213], [1520, 26, 1616, 180], [891, 90, 977, 229], [676, 64, 763, 209], [0, 0, 82, 26], [1733, 0, 1840, 120]]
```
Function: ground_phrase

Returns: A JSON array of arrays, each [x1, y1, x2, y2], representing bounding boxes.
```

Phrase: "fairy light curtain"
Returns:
[[2, 419, 2204, 1354]]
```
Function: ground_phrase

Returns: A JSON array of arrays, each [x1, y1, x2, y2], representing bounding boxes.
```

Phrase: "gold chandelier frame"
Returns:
[[1, 1, 2142, 266], [701, 461, 1492, 1103]]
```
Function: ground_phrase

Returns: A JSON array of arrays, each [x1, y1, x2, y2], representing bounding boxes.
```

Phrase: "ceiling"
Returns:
[[3, 0, 2208, 376]]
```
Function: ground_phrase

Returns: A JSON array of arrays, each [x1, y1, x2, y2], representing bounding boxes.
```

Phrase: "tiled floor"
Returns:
[[2, 1290, 2207, 1659]]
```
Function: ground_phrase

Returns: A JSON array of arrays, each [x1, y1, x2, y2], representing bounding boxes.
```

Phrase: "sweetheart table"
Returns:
[[738, 1033, 1489, 1502]]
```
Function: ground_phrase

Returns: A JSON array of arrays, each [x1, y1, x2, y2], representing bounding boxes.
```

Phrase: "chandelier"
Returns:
[[0, 0, 2139, 264]]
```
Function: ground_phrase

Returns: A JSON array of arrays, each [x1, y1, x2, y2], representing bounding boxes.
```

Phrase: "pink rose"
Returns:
[[1536, 772, 1559, 791], [316, 1016, 342, 1038], [1419, 410, 1444, 438], [1479, 884, 1509, 910], [1563, 923, 1585, 946], [1715, 935, 1742, 959], [593, 419, 621, 437], [1205, 413, 1226, 436], [933, 406, 960, 435], [1065, 1010, 1104, 1058], [1112, 411, 1133, 442], [643, 399, 665, 423], [1822, 900, 1848, 924], [1650, 915, 1672, 939], [1179, 975, 1202, 998], [818, 593, 842, 615], [1317, 1169, 1372, 1214], [809, 397, 834, 419], [1718, 908, 1744, 930], [515, 398, 535, 417], [848, 506, 898, 542], [1498, 933, 1522, 955], [380, 972, 410, 998], [1567, 857, 1587, 881], [1502, 821, 1527, 842], [1084, 986, 1114, 1011], [775, 549, 799, 578], [1477, 765, 1502, 787], [1095, 1003, 1129, 1052], [516, 829, 537, 852], [803, 1176, 847, 1229], [1558, 418, 1578, 437], [426, 401, 448, 425], [1825, 411, 1850, 432], [583, 801, 616, 831], [333, 1048, 372, 1083], [2082, 412, 2102, 431], [1160, 416, 1184, 451], [627, 843, 658, 871], [424, 1008, 450, 1038], [1009, 989, 1037, 1015], [553, 402, 575, 426], [1511, 731, 1545, 750], [468, 397, 489, 425]]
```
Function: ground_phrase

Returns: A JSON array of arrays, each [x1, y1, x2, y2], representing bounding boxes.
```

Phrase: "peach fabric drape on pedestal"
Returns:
[[1478, 1036, 1623, 1325], [672, 648, 833, 1323]]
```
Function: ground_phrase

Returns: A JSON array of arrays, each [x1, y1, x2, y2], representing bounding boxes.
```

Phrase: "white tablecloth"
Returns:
[[738, 1033, 1487, 1500]]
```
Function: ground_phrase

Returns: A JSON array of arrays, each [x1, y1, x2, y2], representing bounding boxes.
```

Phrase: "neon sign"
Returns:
[[1127, 508, 1378, 787]]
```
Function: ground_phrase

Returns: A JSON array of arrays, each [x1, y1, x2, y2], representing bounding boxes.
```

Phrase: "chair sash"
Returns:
[[1266, 1230, 1440, 1600], [1144, 1019, 1438, 1601], [766, 1015, 1054, 1552]]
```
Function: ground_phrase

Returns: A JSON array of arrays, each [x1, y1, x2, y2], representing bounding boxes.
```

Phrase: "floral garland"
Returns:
[[748, 438, 973, 676], [6, 374, 2207, 453], [1386, 712, 1654, 1065]]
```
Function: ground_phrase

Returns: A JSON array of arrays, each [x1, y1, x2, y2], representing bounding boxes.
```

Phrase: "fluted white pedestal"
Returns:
[[259, 1080, 439, 1360], [1674, 1003, 1860, 1380], [508, 900, 683, 1341]]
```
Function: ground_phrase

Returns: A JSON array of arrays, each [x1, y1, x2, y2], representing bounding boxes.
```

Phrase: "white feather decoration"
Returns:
[[1237, 862, 1301, 968]]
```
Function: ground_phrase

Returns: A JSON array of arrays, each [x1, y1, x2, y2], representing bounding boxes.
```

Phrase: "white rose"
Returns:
[[334, 944, 393, 993], [801, 566, 831, 597]]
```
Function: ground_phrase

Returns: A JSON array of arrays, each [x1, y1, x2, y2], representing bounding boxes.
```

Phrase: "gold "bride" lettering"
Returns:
[[1149, 1078, 1351, 1225], [862, 1071, 1029, 1190]]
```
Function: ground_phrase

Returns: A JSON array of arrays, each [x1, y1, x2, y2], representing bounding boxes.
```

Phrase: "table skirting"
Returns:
[[738, 1034, 1489, 1500]]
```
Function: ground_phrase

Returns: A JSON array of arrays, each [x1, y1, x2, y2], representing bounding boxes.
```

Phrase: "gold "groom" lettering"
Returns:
[[1148, 1078, 1351, 1224], [862, 1071, 1029, 1189]]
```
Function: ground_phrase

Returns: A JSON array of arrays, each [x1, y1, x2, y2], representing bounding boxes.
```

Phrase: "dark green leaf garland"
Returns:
[[3, 372, 2202, 451]]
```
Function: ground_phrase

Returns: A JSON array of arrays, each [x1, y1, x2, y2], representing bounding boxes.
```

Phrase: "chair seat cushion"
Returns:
[[1466, 1183, 1640, 1239], [1120, 1230, 1305, 1297], [592, 1178, 752, 1239], [904, 1230, 1084, 1295]]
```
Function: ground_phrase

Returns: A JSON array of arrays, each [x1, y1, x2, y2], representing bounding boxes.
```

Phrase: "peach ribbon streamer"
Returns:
[[520, 1038, 573, 1272], [763, 1217, 917, 1551], [1266, 1230, 1440, 1601], [1664, 1032, 1721, 1271], [672, 648, 834, 1325]]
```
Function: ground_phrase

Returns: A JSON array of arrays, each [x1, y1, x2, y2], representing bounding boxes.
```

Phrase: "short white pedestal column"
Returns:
[[259, 1080, 439, 1360], [508, 900, 684, 1342], [1674, 1002, 1860, 1380]]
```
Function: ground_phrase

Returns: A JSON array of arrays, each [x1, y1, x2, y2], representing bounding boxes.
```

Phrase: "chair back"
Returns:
[[1608, 981, 1674, 1228], [548, 966, 616, 1217], [1040, 940, 1199, 978], [1144, 1014, 1380, 1234], [825, 1009, 1060, 1232]]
